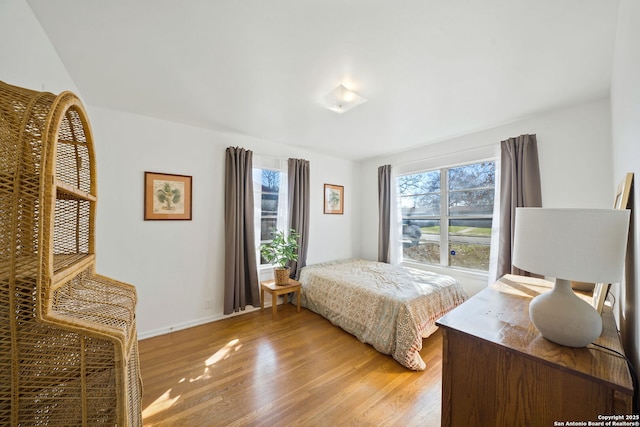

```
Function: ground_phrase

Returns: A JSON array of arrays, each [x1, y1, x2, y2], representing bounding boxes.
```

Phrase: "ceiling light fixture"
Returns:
[[317, 84, 367, 114]]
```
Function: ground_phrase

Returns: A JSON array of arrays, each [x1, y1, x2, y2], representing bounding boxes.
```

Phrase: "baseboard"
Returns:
[[138, 305, 263, 340], [138, 292, 296, 340]]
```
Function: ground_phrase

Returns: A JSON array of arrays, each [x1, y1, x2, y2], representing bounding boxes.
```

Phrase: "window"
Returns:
[[253, 167, 287, 265], [397, 160, 495, 272]]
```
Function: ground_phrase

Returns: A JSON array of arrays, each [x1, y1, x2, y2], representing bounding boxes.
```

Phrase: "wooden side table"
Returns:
[[260, 278, 301, 320]]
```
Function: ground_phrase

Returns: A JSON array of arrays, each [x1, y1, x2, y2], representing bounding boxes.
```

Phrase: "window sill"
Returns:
[[401, 260, 489, 282]]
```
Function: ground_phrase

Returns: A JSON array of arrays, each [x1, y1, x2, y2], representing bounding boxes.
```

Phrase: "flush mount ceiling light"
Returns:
[[317, 84, 367, 114]]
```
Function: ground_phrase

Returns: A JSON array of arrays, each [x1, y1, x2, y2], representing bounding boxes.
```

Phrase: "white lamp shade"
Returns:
[[513, 208, 630, 347], [513, 208, 630, 283]]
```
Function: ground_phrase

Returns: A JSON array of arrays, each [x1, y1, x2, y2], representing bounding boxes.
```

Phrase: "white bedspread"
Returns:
[[299, 259, 468, 370]]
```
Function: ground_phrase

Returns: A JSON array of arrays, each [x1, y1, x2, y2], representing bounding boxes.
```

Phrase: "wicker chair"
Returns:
[[0, 80, 142, 426]]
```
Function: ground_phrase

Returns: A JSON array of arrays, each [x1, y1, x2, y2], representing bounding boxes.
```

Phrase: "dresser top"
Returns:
[[436, 274, 633, 392]]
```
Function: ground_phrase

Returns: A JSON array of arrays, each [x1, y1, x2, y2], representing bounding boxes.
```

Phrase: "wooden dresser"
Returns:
[[436, 274, 634, 427]]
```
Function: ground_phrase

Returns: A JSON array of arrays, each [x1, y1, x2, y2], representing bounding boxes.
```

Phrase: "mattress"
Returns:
[[299, 259, 468, 370]]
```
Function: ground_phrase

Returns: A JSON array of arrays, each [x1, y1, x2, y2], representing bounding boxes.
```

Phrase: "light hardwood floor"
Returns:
[[139, 303, 443, 426]]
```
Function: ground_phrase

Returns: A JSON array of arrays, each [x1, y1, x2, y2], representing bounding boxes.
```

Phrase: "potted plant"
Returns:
[[260, 228, 300, 285]]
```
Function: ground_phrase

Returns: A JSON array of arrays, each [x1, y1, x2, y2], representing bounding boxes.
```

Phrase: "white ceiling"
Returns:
[[26, 0, 619, 161]]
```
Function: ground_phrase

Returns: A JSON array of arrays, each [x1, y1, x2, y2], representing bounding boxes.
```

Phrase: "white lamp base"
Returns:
[[529, 278, 603, 347]]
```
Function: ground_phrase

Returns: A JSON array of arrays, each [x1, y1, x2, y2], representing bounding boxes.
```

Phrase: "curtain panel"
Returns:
[[378, 165, 392, 263], [224, 147, 260, 314], [288, 158, 310, 279], [495, 134, 542, 279]]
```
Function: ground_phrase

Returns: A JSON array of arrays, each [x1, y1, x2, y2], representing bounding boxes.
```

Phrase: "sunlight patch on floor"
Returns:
[[142, 339, 243, 420], [142, 388, 180, 419], [205, 338, 242, 367]]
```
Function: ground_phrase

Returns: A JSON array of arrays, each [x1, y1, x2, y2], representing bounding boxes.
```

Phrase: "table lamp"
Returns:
[[512, 208, 630, 347]]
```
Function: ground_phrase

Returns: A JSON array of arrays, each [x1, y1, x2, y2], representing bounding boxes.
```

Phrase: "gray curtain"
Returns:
[[288, 158, 310, 279], [224, 147, 260, 314], [378, 165, 392, 263], [496, 134, 542, 278]]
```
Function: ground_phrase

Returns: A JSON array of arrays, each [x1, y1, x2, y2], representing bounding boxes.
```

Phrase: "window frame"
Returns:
[[397, 158, 496, 273], [253, 164, 288, 268]]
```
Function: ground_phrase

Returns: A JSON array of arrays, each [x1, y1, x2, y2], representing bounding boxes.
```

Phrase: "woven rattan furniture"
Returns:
[[0, 80, 142, 426]]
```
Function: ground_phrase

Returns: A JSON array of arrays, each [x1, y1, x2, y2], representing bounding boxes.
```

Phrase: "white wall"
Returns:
[[0, 0, 79, 94], [611, 0, 640, 394], [90, 106, 359, 337], [359, 98, 613, 296], [2, 0, 629, 352], [1, 0, 360, 338]]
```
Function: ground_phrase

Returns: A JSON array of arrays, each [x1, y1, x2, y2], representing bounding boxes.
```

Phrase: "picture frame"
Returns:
[[614, 172, 633, 210], [324, 184, 344, 214], [592, 283, 611, 314], [591, 173, 634, 312], [144, 171, 192, 220]]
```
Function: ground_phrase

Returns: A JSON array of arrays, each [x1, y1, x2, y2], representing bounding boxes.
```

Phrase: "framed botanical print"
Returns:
[[144, 172, 192, 220], [324, 184, 344, 214]]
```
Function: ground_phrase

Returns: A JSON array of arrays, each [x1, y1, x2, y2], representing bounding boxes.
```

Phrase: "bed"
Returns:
[[299, 259, 468, 370]]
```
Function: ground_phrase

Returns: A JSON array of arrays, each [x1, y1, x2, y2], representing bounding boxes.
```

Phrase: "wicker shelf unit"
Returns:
[[0, 80, 142, 426]]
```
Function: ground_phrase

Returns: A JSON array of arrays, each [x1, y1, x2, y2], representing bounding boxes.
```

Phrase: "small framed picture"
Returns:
[[592, 283, 611, 314], [591, 172, 635, 312], [144, 172, 192, 220], [324, 184, 344, 214], [614, 172, 633, 210]]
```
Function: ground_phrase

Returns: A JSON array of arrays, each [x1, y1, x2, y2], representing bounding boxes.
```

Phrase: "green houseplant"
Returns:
[[260, 228, 300, 285]]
